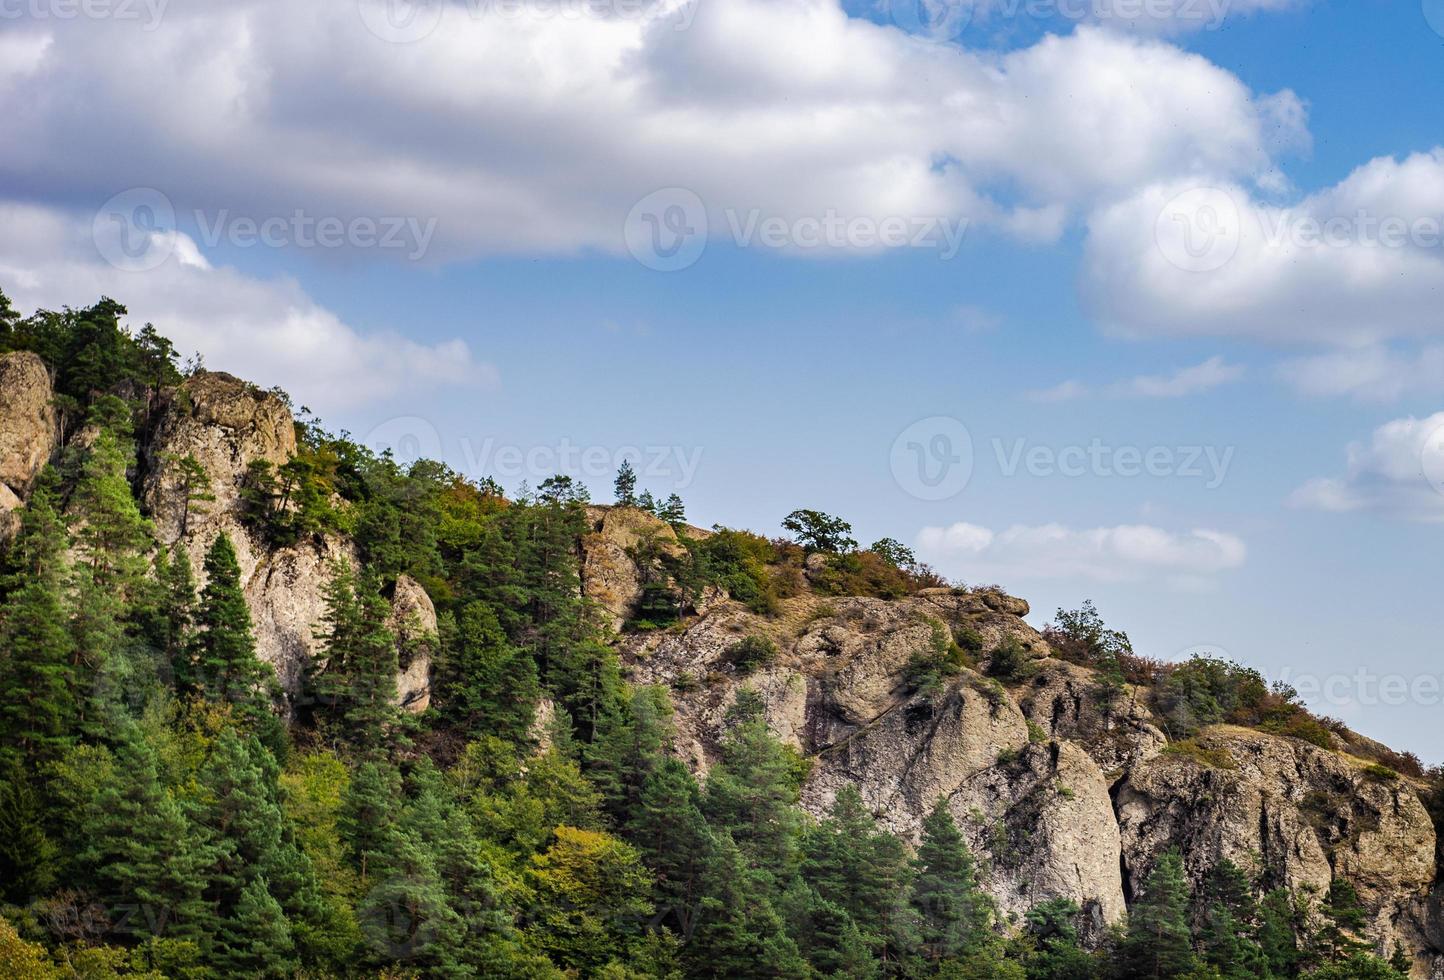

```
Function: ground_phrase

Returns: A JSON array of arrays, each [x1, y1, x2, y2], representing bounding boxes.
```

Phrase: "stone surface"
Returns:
[[389, 573, 437, 713], [579, 505, 687, 631], [0, 352, 58, 533]]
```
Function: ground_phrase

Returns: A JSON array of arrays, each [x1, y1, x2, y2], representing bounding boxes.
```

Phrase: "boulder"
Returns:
[[389, 573, 437, 713]]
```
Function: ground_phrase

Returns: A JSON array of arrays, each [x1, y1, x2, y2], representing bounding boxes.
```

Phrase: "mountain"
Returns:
[[0, 295, 1440, 978]]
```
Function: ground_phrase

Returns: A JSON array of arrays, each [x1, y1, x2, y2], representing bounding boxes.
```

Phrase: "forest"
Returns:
[[0, 289, 1431, 979]]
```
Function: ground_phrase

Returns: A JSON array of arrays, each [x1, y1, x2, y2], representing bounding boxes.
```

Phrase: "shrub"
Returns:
[[1027, 720, 1048, 744], [1362, 763, 1400, 783], [723, 635, 779, 676], [986, 638, 1028, 682], [1163, 739, 1238, 770]]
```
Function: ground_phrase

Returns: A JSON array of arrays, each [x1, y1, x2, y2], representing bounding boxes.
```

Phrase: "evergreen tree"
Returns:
[[434, 601, 538, 744], [702, 691, 806, 893], [658, 492, 686, 526], [190, 533, 267, 705], [0, 487, 77, 767], [626, 755, 713, 935], [214, 876, 298, 978], [1116, 850, 1197, 979], [73, 729, 216, 948], [614, 460, 638, 506], [1195, 859, 1265, 979], [70, 427, 154, 592], [911, 799, 990, 964], [0, 762, 58, 903], [1024, 898, 1096, 980], [313, 564, 398, 753], [165, 452, 215, 542], [687, 830, 807, 979]]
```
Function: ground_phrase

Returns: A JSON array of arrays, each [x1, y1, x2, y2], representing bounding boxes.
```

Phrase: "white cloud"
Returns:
[[1279, 346, 1444, 403], [1026, 356, 1243, 401], [915, 520, 1246, 584], [969, 0, 1306, 35], [1288, 413, 1444, 522], [1115, 356, 1245, 398], [0, 5, 1304, 261], [0, 202, 491, 414], [1081, 151, 1444, 349]]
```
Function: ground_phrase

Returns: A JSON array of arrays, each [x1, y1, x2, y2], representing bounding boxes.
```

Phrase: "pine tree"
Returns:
[[190, 533, 267, 704], [658, 492, 686, 526], [434, 601, 537, 744], [0, 488, 77, 767], [613, 460, 638, 507], [1196, 859, 1265, 979], [702, 692, 806, 892], [158, 545, 197, 689], [0, 762, 58, 903], [911, 799, 990, 963], [70, 427, 154, 592], [587, 684, 672, 823], [1117, 850, 1197, 979], [164, 452, 215, 542], [213, 876, 297, 978], [687, 831, 807, 979], [626, 755, 712, 935], [74, 728, 216, 948], [313, 564, 397, 753]]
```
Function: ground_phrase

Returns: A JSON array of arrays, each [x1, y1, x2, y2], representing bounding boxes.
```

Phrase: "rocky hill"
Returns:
[[2, 346, 1441, 976]]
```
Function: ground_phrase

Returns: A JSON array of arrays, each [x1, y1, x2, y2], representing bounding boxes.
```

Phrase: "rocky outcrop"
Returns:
[[389, 573, 437, 712], [142, 372, 431, 711], [618, 567, 1441, 967], [0, 352, 58, 534], [579, 505, 688, 630], [1116, 727, 1437, 972]]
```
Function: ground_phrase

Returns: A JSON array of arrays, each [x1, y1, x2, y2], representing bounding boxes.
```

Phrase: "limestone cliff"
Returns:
[[0, 365, 433, 711], [0, 352, 59, 538], [581, 509, 1444, 974]]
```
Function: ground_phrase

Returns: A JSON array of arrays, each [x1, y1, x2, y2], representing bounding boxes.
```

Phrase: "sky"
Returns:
[[2, 0, 1443, 758]]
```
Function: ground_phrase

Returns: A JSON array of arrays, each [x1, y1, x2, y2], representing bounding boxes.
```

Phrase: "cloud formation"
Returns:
[[1289, 413, 1444, 522], [1027, 356, 1244, 401], [0, 202, 489, 414], [915, 520, 1246, 584]]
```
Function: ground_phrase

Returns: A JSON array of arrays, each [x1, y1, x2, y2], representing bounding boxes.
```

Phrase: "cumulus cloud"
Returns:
[[0, 3, 1304, 262], [1081, 151, 1444, 349], [1288, 413, 1444, 522], [914, 520, 1246, 584], [0, 202, 491, 414], [1027, 356, 1243, 401]]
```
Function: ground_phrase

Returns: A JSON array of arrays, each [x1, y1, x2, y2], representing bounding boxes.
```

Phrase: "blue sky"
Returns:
[[2, 0, 1443, 758]]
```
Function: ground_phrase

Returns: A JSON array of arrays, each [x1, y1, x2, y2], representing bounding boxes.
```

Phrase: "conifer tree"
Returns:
[[0, 762, 58, 903], [0, 487, 77, 766], [70, 427, 154, 592], [613, 460, 638, 506], [314, 564, 397, 753], [1116, 850, 1197, 979], [910, 799, 990, 964], [687, 831, 807, 979], [434, 601, 537, 744], [191, 533, 266, 703]]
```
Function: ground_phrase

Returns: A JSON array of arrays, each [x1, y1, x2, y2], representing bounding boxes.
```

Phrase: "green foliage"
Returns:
[[723, 634, 778, 675], [781, 508, 857, 553], [912, 799, 993, 965], [1117, 850, 1198, 978]]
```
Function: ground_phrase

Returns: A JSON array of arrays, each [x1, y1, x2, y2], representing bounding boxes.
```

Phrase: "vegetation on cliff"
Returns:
[[0, 289, 1435, 978]]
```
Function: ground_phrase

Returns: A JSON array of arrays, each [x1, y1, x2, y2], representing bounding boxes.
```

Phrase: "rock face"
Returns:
[[0, 352, 59, 534], [142, 372, 431, 711], [579, 505, 687, 630], [620, 581, 1442, 969], [1116, 727, 1438, 971]]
